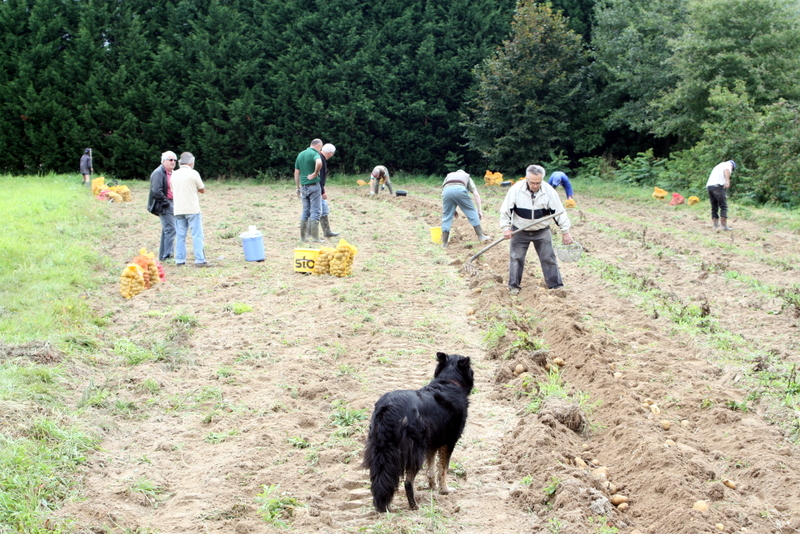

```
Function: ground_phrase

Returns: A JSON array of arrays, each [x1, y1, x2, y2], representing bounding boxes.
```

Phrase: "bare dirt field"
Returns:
[[48, 179, 800, 533]]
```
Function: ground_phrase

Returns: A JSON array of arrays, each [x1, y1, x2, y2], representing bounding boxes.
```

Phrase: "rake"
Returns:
[[462, 211, 563, 275]]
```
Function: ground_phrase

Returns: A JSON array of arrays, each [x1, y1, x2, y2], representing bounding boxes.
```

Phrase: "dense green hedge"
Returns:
[[0, 0, 514, 179]]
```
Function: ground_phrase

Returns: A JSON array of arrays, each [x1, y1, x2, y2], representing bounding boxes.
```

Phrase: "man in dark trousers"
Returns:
[[499, 164, 573, 294], [147, 151, 178, 261], [706, 160, 735, 231]]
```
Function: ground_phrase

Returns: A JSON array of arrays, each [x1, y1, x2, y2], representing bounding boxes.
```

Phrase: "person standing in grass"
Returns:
[[147, 151, 178, 261], [294, 139, 323, 242], [706, 160, 735, 231], [499, 164, 573, 294], [172, 152, 209, 268], [79, 148, 92, 188]]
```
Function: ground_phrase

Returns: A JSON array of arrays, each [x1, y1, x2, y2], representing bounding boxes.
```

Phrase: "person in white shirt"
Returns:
[[440, 170, 490, 247], [499, 164, 573, 294], [172, 152, 209, 267], [706, 160, 735, 231], [369, 165, 393, 196]]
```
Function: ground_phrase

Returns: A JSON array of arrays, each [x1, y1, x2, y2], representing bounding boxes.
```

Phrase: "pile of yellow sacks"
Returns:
[[119, 248, 165, 299], [564, 198, 577, 208], [312, 239, 358, 277], [92, 176, 132, 202], [484, 170, 504, 186]]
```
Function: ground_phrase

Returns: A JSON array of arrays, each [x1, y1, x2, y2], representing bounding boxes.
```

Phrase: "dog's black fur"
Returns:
[[362, 352, 474, 512]]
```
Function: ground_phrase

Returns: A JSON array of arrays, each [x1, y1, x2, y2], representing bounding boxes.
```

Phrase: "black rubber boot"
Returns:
[[721, 217, 732, 231], [308, 221, 323, 243], [441, 230, 450, 248], [712, 218, 719, 230], [300, 220, 308, 242], [320, 216, 339, 237], [473, 225, 492, 242]]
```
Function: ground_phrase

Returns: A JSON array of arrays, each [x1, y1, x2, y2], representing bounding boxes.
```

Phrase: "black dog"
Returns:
[[362, 352, 474, 512]]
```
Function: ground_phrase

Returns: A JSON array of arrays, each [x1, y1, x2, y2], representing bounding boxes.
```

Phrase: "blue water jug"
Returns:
[[240, 226, 265, 262]]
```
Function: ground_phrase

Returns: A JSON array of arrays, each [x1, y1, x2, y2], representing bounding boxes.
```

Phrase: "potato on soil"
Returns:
[[610, 494, 628, 506]]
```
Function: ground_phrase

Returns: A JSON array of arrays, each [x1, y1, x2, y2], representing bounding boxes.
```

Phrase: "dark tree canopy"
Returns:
[[0, 0, 515, 179]]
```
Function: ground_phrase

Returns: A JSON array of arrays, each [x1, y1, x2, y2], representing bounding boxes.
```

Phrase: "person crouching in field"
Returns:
[[440, 170, 491, 248], [369, 165, 393, 196], [499, 164, 573, 294], [548, 171, 573, 201]]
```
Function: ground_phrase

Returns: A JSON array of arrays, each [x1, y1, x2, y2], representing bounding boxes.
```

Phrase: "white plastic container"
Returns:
[[240, 225, 265, 262]]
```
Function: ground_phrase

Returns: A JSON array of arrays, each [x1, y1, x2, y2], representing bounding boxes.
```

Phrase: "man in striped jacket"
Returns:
[[499, 164, 573, 294]]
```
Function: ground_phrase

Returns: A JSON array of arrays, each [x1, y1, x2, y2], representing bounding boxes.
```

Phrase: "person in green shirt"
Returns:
[[294, 139, 323, 242]]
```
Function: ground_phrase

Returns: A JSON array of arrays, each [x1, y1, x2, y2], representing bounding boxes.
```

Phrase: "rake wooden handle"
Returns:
[[466, 211, 563, 264]]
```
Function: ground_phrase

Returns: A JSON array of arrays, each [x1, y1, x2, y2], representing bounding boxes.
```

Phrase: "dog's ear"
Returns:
[[458, 356, 471, 369], [436, 352, 448, 363]]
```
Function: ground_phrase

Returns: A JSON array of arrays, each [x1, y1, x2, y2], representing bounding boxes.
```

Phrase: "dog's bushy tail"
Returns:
[[362, 403, 424, 512]]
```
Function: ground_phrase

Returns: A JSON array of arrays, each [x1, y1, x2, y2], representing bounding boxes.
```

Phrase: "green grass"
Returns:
[[127, 477, 169, 508], [0, 174, 110, 342], [0, 364, 99, 531], [576, 176, 800, 233], [524, 369, 597, 423], [225, 302, 253, 315], [0, 174, 113, 532], [254, 484, 302, 528], [329, 400, 368, 438]]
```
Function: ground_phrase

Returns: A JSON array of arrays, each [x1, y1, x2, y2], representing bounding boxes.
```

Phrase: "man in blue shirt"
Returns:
[[548, 171, 573, 201]]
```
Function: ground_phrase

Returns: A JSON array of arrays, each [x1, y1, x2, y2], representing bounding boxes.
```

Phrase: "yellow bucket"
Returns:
[[293, 248, 320, 273], [430, 227, 442, 244]]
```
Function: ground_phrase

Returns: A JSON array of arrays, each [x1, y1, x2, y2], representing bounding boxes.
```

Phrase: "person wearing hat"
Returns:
[[440, 169, 490, 248], [79, 148, 93, 187], [547, 171, 573, 201], [706, 160, 735, 231]]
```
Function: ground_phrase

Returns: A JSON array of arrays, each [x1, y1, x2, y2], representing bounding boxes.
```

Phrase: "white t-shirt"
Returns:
[[371, 166, 390, 180], [706, 161, 732, 187], [172, 166, 205, 215]]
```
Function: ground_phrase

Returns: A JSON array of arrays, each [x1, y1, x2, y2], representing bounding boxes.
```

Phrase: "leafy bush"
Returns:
[[614, 149, 664, 186]]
